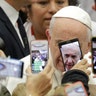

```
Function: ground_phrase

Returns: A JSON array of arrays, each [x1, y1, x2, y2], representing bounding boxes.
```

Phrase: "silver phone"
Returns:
[[0, 58, 24, 78], [30, 40, 49, 73]]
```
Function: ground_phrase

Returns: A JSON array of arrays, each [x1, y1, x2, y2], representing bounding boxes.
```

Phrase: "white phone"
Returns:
[[0, 58, 24, 78], [30, 40, 49, 73], [65, 81, 88, 96]]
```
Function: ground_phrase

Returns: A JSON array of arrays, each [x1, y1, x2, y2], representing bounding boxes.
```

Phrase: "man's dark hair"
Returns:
[[68, 0, 79, 6]]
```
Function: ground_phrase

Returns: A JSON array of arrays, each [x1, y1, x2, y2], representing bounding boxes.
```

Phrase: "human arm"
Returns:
[[26, 59, 54, 96]]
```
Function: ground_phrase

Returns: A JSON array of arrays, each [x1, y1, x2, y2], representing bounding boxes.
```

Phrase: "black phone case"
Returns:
[[58, 38, 83, 71], [92, 37, 96, 73]]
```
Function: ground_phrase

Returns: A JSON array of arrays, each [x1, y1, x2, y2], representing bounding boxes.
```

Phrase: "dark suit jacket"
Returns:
[[0, 7, 30, 59]]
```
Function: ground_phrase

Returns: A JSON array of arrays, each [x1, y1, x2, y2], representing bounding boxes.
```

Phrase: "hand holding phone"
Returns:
[[30, 40, 49, 73], [58, 38, 83, 71]]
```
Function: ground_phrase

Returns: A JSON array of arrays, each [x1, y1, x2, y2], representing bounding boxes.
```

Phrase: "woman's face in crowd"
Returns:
[[28, 0, 69, 35]]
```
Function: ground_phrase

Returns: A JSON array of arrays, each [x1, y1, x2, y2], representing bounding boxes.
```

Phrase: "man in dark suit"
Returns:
[[0, 0, 34, 59]]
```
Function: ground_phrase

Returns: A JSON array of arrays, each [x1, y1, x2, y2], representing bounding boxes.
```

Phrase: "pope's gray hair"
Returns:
[[49, 17, 92, 42]]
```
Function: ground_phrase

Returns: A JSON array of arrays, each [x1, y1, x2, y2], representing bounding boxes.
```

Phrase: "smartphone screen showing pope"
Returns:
[[30, 40, 48, 73], [65, 81, 88, 96], [58, 38, 83, 71], [92, 37, 96, 73]]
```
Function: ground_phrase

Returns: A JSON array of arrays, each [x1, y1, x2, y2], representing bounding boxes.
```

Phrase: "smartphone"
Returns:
[[91, 37, 96, 73], [30, 40, 49, 73], [0, 58, 24, 78], [58, 38, 83, 71], [65, 81, 88, 96]]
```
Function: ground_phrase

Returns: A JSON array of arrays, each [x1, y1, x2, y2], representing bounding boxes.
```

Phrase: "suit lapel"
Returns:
[[0, 7, 26, 55]]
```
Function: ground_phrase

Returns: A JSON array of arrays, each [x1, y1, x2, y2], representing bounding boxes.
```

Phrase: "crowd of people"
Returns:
[[0, 0, 96, 96]]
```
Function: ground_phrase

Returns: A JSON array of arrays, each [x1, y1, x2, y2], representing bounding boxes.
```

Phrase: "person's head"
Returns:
[[61, 42, 82, 71], [47, 6, 92, 72], [27, 0, 79, 39], [5, 0, 34, 11]]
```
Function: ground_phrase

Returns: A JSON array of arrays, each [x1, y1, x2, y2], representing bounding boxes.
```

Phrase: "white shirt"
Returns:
[[92, 21, 96, 37], [0, 0, 24, 47], [24, 20, 35, 46]]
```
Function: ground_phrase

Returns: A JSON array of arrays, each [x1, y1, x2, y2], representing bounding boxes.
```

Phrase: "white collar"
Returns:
[[0, 0, 19, 26]]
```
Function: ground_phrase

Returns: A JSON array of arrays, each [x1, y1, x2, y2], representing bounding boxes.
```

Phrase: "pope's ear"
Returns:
[[45, 29, 51, 41]]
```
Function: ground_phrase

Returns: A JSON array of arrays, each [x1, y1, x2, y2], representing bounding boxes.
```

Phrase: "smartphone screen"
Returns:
[[65, 81, 88, 96], [0, 58, 23, 78], [92, 37, 96, 73], [30, 40, 48, 73], [58, 38, 83, 71]]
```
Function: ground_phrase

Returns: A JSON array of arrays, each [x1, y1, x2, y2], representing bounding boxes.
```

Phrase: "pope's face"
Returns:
[[48, 18, 91, 72]]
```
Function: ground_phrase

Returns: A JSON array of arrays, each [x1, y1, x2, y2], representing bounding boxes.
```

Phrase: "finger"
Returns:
[[93, 75, 96, 78], [85, 63, 89, 69], [88, 64, 93, 67], [86, 70, 91, 75], [84, 69, 91, 76], [72, 59, 87, 70], [79, 59, 87, 65], [62, 71, 66, 76], [43, 59, 52, 74], [0, 50, 6, 57], [26, 65, 32, 74], [89, 55, 92, 59], [47, 66, 55, 78]]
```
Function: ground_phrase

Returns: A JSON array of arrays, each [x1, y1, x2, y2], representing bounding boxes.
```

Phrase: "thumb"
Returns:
[[26, 65, 32, 75]]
